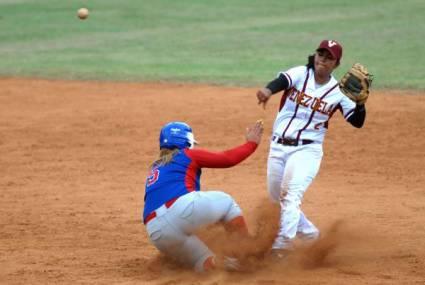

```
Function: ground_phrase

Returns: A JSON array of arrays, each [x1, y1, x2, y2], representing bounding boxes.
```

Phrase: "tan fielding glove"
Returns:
[[339, 63, 373, 105]]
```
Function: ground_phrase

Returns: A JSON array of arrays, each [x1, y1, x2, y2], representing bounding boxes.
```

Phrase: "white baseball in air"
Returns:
[[77, 8, 89, 20]]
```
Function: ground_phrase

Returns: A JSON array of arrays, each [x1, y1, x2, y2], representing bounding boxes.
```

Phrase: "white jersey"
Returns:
[[272, 65, 356, 144]]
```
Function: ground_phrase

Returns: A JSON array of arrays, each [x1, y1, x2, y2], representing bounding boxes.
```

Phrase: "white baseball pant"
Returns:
[[145, 191, 243, 271], [267, 141, 322, 250]]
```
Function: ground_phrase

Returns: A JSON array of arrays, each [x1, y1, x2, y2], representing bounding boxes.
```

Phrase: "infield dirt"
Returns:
[[1, 78, 424, 284]]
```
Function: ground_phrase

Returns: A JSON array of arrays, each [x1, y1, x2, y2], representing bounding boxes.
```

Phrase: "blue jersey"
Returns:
[[143, 142, 258, 221], [143, 150, 201, 221]]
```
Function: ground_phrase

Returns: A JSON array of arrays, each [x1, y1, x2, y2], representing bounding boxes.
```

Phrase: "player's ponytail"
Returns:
[[153, 148, 180, 167], [306, 54, 315, 70]]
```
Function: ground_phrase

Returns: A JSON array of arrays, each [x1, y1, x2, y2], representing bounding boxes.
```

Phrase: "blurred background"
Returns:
[[0, 0, 423, 89]]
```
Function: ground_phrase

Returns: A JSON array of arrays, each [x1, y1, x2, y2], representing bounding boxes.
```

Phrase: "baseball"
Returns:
[[77, 8, 89, 20]]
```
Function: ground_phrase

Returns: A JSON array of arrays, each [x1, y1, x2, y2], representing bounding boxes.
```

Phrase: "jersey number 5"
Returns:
[[147, 168, 160, 187]]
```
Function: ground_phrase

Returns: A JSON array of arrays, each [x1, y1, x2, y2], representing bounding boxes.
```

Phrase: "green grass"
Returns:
[[0, 0, 424, 89]]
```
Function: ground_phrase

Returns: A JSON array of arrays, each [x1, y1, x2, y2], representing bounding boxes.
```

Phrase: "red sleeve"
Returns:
[[184, 141, 258, 168]]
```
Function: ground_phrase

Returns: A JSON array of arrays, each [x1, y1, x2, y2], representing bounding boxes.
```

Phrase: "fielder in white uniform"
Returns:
[[256, 40, 367, 256]]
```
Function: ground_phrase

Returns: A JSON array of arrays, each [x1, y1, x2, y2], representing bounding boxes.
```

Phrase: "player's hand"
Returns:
[[256, 88, 272, 109], [245, 120, 264, 144]]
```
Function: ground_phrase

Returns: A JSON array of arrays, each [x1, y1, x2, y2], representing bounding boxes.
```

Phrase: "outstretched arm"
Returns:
[[257, 74, 290, 109], [185, 142, 258, 168], [185, 121, 263, 168]]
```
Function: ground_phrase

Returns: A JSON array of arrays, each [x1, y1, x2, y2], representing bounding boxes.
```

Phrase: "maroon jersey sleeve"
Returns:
[[184, 141, 258, 168]]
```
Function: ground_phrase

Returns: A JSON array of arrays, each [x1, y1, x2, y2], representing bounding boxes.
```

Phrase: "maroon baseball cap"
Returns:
[[316, 40, 343, 61]]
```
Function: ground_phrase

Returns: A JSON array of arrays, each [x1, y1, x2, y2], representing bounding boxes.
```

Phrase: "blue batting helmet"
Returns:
[[159, 122, 197, 150]]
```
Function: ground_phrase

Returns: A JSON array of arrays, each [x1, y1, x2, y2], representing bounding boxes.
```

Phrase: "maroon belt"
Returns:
[[144, 197, 179, 225]]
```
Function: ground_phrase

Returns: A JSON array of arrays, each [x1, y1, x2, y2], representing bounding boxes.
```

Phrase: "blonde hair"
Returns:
[[152, 148, 180, 167]]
